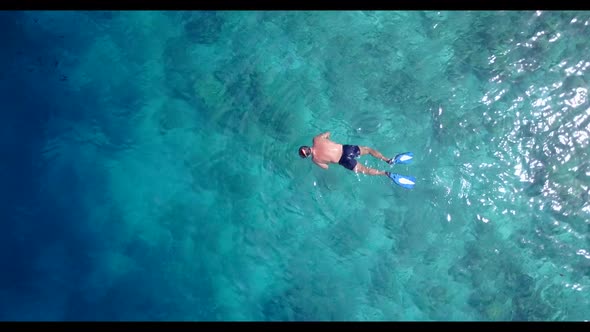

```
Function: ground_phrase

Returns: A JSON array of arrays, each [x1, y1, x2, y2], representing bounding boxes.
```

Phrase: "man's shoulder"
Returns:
[[313, 135, 332, 142], [314, 137, 339, 146], [313, 132, 329, 140]]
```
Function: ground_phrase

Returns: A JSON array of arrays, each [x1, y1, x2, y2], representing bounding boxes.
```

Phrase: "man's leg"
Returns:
[[354, 163, 388, 176], [359, 146, 390, 163]]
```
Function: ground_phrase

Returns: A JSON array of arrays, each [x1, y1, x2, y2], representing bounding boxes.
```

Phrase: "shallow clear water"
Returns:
[[1, 10, 589, 321]]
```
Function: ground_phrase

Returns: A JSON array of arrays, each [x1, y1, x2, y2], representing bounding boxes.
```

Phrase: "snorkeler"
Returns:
[[298, 132, 415, 189]]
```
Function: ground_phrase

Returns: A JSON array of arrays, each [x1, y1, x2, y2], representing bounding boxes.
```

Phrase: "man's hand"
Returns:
[[314, 160, 329, 169], [315, 131, 331, 140]]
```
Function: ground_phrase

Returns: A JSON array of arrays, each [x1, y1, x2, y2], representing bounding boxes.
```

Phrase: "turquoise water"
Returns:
[[2, 11, 589, 321]]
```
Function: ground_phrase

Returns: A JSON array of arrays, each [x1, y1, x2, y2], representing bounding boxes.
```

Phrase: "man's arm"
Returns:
[[314, 131, 331, 140], [313, 159, 329, 169]]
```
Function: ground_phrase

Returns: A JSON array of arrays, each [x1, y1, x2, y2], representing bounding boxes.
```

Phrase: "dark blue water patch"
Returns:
[[20, 13, 147, 152], [0, 69, 119, 312], [0, 13, 122, 320], [84, 10, 117, 22], [62, 271, 163, 321], [83, 82, 146, 151], [1, 12, 97, 85], [161, 38, 204, 105], [0, 11, 27, 48], [0, 12, 114, 130], [0, 160, 109, 320], [182, 11, 225, 45], [0, 83, 216, 321], [63, 236, 218, 321]]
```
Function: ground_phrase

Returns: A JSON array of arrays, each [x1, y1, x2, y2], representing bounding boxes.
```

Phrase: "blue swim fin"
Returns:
[[389, 152, 414, 165], [387, 172, 416, 189]]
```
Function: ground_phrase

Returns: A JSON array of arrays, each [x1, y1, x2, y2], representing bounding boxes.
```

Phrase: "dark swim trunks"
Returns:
[[338, 145, 361, 171]]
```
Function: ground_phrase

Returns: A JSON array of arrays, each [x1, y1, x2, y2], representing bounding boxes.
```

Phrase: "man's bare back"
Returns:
[[298, 132, 393, 176], [309, 132, 342, 169]]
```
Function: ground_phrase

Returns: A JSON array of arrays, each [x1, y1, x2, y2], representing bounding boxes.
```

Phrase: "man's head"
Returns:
[[298, 146, 312, 158]]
